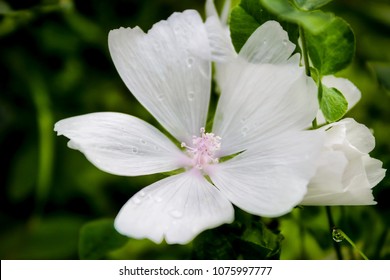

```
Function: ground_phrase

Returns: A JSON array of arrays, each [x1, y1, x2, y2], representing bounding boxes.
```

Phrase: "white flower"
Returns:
[[301, 118, 386, 205], [205, 0, 386, 207], [54, 10, 322, 244]]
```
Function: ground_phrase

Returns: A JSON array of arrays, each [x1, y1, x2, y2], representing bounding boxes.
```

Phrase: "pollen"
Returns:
[[181, 127, 222, 169]]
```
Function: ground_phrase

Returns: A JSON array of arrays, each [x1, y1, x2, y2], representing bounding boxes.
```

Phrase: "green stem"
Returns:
[[299, 26, 311, 77], [325, 206, 343, 260], [336, 229, 369, 260], [29, 76, 54, 220]]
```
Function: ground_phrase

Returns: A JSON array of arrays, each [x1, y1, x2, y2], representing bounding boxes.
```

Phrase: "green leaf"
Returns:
[[260, 0, 334, 34], [320, 84, 348, 123], [293, 0, 334, 11], [191, 224, 239, 259], [230, 0, 298, 52], [305, 17, 355, 75], [240, 219, 283, 259], [230, 0, 273, 52], [79, 218, 128, 260], [192, 214, 283, 260]]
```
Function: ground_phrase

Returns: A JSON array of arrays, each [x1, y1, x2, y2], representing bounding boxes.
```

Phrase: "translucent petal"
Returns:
[[363, 155, 386, 188], [205, 15, 237, 62], [54, 112, 186, 176], [108, 10, 211, 143], [208, 131, 323, 217], [205, 0, 231, 24], [301, 151, 349, 205], [114, 171, 234, 244], [239, 21, 296, 64], [212, 58, 318, 156], [323, 118, 375, 154]]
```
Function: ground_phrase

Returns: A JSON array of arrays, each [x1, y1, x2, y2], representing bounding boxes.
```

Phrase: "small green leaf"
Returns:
[[230, 0, 298, 52], [230, 0, 273, 52], [240, 220, 283, 259], [79, 218, 128, 260], [293, 0, 334, 11], [191, 224, 239, 259], [320, 84, 348, 123], [305, 17, 355, 75], [260, 0, 334, 34], [192, 214, 283, 260]]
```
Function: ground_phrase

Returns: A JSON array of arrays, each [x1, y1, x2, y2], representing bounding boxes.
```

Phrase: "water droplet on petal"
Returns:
[[263, 39, 267, 45], [241, 126, 249, 136], [132, 147, 139, 154], [170, 210, 183, 219], [132, 197, 142, 205], [157, 94, 165, 101], [154, 196, 162, 203], [138, 190, 146, 197], [187, 91, 195, 101], [187, 57, 194, 68], [241, 117, 247, 124], [154, 145, 160, 151], [332, 228, 344, 243], [282, 39, 288, 46], [140, 138, 147, 145]]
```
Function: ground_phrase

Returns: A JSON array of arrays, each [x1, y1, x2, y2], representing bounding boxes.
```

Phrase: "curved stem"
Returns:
[[336, 229, 369, 260], [299, 26, 311, 77], [29, 75, 54, 220]]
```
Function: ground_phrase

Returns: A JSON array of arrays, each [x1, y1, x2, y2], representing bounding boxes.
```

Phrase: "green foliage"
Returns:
[[260, 0, 334, 34], [192, 213, 283, 260], [0, 216, 84, 259], [320, 85, 348, 123], [79, 219, 129, 260], [0, 0, 389, 260], [305, 17, 355, 75], [230, 0, 273, 52], [230, 0, 298, 52], [293, 0, 333, 11]]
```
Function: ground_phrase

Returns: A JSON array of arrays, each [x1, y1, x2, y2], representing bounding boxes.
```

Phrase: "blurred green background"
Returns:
[[0, 0, 389, 259]]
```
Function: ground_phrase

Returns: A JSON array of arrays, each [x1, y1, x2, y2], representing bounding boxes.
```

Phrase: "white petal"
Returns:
[[301, 151, 349, 205], [342, 118, 375, 154], [303, 155, 377, 205], [212, 58, 318, 156], [208, 130, 323, 217], [239, 21, 296, 64], [363, 155, 386, 188], [301, 118, 384, 206], [323, 118, 375, 154], [205, 0, 235, 62], [205, 15, 237, 62], [114, 171, 234, 244], [108, 10, 211, 143], [205, 0, 218, 18], [54, 112, 186, 176], [317, 76, 361, 124], [220, 0, 232, 24]]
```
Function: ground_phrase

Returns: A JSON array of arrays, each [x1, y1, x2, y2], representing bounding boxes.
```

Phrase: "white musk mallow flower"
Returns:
[[302, 119, 386, 205], [302, 75, 385, 205], [54, 10, 323, 244]]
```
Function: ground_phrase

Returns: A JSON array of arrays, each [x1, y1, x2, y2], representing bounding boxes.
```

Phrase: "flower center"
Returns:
[[181, 128, 221, 169]]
